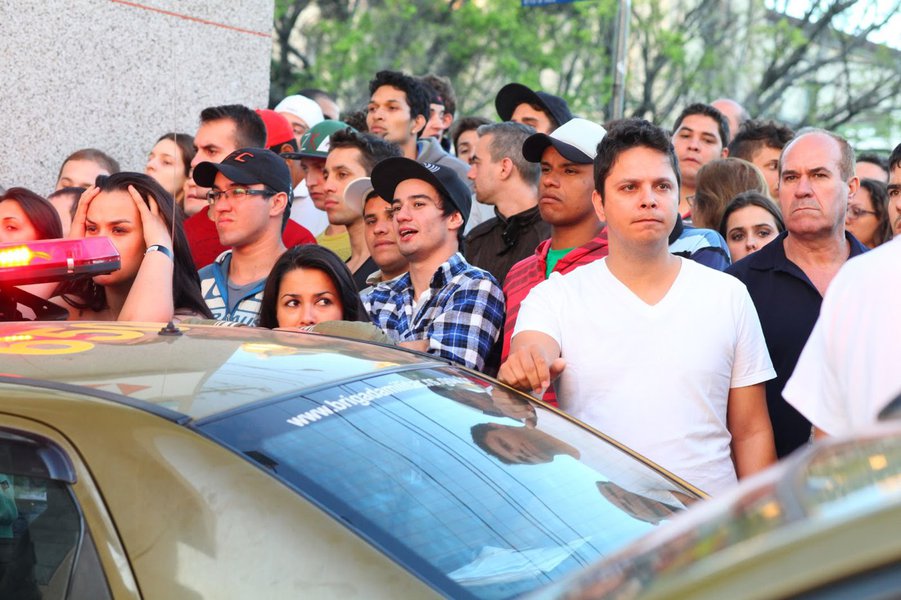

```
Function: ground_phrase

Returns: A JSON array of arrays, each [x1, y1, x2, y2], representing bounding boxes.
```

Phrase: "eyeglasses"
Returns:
[[847, 205, 877, 220], [207, 187, 275, 207]]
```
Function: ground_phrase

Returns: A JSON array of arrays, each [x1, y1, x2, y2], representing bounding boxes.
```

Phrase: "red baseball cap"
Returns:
[[256, 109, 295, 149]]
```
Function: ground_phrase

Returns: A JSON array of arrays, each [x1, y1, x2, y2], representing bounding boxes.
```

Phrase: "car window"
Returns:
[[0, 431, 111, 600], [200, 366, 697, 599]]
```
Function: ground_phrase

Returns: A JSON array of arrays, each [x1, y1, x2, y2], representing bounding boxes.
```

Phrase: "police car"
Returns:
[[0, 238, 701, 598]]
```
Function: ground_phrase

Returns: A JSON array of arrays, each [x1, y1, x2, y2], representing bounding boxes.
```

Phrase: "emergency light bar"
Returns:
[[0, 238, 120, 286]]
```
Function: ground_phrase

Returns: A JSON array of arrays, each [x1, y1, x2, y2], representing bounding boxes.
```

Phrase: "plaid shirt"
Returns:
[[364, 253, 505, 371]]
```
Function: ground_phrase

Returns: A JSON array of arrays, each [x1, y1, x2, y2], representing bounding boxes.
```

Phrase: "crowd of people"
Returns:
[[1, 70, 899, 495]]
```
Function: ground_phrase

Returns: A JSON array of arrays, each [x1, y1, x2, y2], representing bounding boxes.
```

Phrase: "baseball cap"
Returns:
[[495, 83, 573, 129], [370, 157, 472, 226], [344, 177, 378, 213], [282, 120, 353, 160], [273, 94, 324, 130], [193, 147, 292, 194], [522, 118, 607, 164], [256, 109, 295, 148]]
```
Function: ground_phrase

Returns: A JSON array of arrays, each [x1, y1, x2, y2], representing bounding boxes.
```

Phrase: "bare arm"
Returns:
[[118, 186, 175, 322], [497, 331, 564, 396], [727, 383, 777, 479], [398, 339, 430, 352]]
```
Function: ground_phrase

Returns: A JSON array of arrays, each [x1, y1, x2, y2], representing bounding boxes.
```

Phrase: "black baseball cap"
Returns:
[[370, 157, 472, 226], [495, 83, 573, 129], [193, 147, 292, 194]]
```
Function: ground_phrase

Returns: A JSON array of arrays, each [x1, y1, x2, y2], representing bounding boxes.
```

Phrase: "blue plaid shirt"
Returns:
[[363, 253, 505, 371]]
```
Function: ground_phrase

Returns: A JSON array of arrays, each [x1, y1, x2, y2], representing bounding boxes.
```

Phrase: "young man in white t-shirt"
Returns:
[[498, 119, 777, 495]]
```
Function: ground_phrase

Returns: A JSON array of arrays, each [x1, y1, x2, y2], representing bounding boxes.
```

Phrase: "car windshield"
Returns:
[[199, 366, 698, 599]]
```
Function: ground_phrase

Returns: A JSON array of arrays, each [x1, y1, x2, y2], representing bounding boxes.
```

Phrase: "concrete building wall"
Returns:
[[0, 0, 273, 195]]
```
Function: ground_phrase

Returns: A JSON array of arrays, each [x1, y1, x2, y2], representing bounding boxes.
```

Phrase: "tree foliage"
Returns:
[[271, 0, 901, 145]]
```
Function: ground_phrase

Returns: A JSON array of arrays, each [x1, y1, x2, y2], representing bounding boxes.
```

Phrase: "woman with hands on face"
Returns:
[[53, 173, 212, 322]]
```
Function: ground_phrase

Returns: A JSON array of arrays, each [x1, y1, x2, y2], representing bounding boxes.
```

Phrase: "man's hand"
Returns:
[[498, 332, 564, 396]]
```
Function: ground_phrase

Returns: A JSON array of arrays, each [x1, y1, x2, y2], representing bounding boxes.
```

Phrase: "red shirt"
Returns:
[[184, 206, 316, 269], [501, 230, 609, 404]]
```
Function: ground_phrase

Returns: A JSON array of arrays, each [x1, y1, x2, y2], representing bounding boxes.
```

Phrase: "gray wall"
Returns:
[[0, 0, 273, 195]]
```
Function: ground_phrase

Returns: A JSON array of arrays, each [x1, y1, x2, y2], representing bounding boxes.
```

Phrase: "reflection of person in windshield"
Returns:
[[471, 423, 579, 465], [436, 381, 538, 426], [596, 481, 690, 525]]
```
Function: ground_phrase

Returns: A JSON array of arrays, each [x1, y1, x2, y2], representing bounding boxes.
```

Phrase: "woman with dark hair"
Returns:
[[259, 245, 368, 329], [846, 178, 892, 248], [54, 172, 212, 321], [719, 191, 786, 263], [0, 187, 63, 242], [145, 132, 196, 212]]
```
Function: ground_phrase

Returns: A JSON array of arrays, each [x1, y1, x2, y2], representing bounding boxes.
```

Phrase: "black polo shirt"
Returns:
[[726, 231, 868, 458]]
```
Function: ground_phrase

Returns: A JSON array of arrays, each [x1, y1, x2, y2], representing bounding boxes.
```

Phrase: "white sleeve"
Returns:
[[730, 282, 777, 388], [783, 282, 846, 434], [511, 274, 565, 347]]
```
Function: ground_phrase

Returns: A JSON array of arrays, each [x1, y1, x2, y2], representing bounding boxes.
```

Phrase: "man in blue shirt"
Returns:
[[365, 158, 504, 372], [727, 128, 867, 457]]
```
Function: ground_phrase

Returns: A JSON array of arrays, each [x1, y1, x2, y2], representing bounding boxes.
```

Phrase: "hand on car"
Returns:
[[498, 345, 566, 397]]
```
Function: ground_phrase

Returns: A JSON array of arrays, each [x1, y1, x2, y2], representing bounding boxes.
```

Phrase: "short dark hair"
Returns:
[[0, 187, 63, 240], [340, 109, 369, 132], [56, 148, 120, 182], [328, 129, 402, 175], [47, 186, 85, 222], [451, 116, 492, 152], [728, 119, 795, 161], [476, 121, 540, 186], [719, 191, 785, 238], [368, 70, 431, 124], [155, 132, 196, 177], [258, 245, 367, 328], [673, 103, 730, 148], [594, 118, 681, 200], [890, 143, 901, 172], [199, 105, 267, 148], [857, 152, 888, 172], [419, 74, 457, 116], [858, 178, 893, 246]]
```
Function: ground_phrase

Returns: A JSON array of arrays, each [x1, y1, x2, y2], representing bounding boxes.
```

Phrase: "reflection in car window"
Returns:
[[200, 367, 695, 599], [0, 475, 80, 599]]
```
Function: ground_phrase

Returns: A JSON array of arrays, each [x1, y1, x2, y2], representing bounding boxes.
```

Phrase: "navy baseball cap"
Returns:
[[371, 157, 472, 226], [495, 83, 573, 129], [193, 147, 292, 194]]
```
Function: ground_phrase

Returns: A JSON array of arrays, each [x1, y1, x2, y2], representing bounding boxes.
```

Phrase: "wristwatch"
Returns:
[[145, 245, 174, 260]]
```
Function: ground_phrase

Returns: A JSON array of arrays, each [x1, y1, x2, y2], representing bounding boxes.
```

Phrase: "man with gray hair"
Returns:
[[464, 121, 549, 284], [727, 127, 868, 458]]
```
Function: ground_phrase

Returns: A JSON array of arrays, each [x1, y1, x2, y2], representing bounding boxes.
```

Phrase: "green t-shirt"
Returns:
[[545, 247, 575, 278]]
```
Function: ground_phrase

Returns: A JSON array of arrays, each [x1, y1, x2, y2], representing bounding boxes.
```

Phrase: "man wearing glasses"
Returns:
[[193, 148, 293, 325]]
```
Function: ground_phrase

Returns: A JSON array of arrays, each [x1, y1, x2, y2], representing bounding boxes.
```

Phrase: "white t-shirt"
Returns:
[[514, 257, 775, 495], [784, 238, 901, 434], [289, 180, 329, 236]]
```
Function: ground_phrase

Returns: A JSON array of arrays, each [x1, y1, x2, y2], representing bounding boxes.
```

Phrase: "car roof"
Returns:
[[0, 321, 435, 420]]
